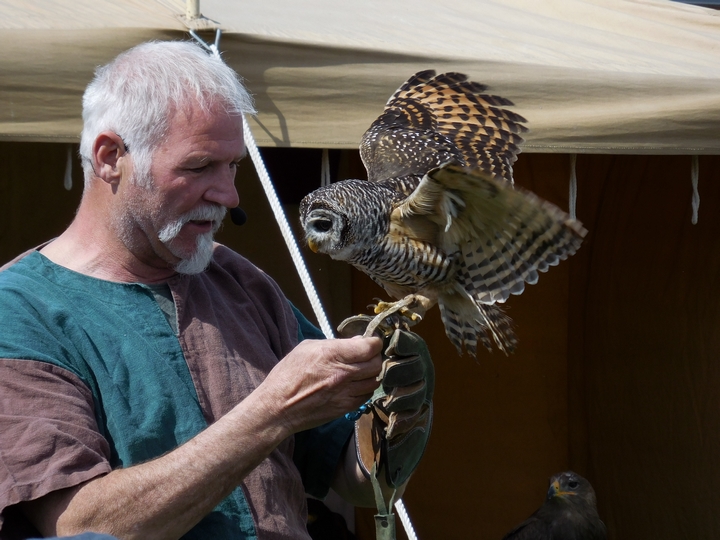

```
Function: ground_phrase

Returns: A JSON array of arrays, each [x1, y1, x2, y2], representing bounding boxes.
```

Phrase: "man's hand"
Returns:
[[257, 336, 383, 436]]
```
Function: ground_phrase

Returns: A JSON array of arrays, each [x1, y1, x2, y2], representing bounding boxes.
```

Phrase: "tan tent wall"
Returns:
[[5, 142, 717, 539], [2, 0, 720, 153]]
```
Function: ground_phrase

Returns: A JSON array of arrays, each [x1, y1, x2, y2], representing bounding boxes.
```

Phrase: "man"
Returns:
[[0, 41, 432, 539]]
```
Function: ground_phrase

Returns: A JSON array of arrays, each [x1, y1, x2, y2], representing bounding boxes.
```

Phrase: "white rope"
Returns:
[[192, 30, 418, 539], [569, 153, 577, 220], [321, 149, 331, 187], [242, 116, 335, 339], [395, 499, 418, 540], [691, 155, 700, 225]]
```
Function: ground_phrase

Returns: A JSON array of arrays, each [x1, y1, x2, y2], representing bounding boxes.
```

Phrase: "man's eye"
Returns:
[[188, 165, 207, 173]]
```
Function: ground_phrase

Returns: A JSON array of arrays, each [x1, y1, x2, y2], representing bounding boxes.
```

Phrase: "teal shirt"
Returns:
[[0, 249, 353, 539]]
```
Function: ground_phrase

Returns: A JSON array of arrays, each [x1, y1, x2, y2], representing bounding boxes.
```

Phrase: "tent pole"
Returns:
[[186, 0, 200, 20]]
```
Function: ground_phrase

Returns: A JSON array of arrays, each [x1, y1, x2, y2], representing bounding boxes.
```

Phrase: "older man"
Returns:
[[0, 42, 432, 539]]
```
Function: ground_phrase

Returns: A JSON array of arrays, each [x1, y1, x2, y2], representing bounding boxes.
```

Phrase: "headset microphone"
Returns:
[[229, 206, 247, 226]]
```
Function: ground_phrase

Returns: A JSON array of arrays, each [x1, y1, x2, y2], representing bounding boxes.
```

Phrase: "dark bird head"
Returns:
[[502, 471, 606, 540], [546, 471, 597, 507]]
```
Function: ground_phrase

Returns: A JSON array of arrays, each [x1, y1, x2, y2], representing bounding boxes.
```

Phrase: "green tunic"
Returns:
[[0, 247, 352, 539]]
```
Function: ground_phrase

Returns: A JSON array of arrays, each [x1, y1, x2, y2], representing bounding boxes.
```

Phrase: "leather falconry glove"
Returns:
[[338, 315, 434, 489]]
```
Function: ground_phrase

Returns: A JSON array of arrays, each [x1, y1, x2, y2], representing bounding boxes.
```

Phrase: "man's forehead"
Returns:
[[169, 101, 243, 127], [163, 105, 244, 144]]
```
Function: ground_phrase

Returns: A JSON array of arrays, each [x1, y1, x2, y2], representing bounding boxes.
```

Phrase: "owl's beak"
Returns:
[[307, 239, 319, 253]]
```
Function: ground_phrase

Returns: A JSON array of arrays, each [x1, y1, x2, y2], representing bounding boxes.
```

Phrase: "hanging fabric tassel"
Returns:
[[569, 153, 577, 220], [321, 148, 331, 187], [64, 144, 73, 191], [691, 155, 699, 225]]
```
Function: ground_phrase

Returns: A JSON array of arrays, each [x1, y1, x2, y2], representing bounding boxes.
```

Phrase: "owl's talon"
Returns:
[[362, 295, 425, 338], [372, 300, 395, 315]]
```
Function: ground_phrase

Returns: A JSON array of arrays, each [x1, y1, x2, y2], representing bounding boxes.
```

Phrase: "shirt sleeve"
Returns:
[[289, 303, 327, 341], [0, 359, 111, 534], [293, 417, 355, 499]]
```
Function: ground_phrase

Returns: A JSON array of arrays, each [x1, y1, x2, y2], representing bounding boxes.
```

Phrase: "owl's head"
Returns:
[[299, 188, 354, 261], [301, 205, 348, 256], [299, 180, 388, 262]]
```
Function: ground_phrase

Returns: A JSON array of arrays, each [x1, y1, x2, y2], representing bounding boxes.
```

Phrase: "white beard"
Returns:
[[158, 205, 227, 275]]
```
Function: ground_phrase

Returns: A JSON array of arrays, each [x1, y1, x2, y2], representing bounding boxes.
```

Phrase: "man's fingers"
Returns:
[[348, 375, 382, 398], [325, 336, 383, 383], [334, 336, 383, 364], [259, 337, 386, 433]]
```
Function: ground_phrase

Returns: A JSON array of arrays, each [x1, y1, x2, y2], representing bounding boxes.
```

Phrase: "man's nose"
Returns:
[[204, 166, 240, 209]]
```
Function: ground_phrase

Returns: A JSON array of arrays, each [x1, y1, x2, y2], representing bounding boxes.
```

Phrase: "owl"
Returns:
[[299, 71, 586, 356]]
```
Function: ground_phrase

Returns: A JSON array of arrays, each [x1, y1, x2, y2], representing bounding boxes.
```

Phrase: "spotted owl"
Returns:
[[299, 71, 586, 356]]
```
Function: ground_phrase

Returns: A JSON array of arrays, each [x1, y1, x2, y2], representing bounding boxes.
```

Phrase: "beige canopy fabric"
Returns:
[[1, 0, 719, 152]]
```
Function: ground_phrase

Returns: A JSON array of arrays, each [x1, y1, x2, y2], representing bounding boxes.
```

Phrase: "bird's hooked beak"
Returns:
[[548, 480, 577, 499], [307, 238, 319, 253]]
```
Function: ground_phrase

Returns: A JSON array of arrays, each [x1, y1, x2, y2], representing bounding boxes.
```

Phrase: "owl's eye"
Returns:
[[311, 219, 333, 233], [568, 481, 579, 489]]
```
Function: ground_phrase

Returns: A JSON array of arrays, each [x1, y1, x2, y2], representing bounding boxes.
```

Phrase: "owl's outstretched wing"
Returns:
[[360, 70, 528, 185], [391, 164, 587, 305]]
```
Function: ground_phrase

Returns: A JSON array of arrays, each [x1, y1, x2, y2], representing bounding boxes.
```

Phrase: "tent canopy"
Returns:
[[1, 0, 720, 153]]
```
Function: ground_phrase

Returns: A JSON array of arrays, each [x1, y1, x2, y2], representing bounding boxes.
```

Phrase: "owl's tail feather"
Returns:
[[439, 297, 517, 357]]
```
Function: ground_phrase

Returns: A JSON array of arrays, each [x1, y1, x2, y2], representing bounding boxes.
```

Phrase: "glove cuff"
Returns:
[[355, 401, 433, 488]]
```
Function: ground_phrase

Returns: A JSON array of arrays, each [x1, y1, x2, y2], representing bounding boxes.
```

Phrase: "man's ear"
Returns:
[[92, 132, 129, 185]]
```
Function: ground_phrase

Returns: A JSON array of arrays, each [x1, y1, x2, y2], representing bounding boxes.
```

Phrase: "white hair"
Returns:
[[80, 40, 256, 187]]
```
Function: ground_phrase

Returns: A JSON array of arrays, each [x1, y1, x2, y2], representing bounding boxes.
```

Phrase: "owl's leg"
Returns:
[[372, 299, 423, 322], [363, 294, 428, 338]]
